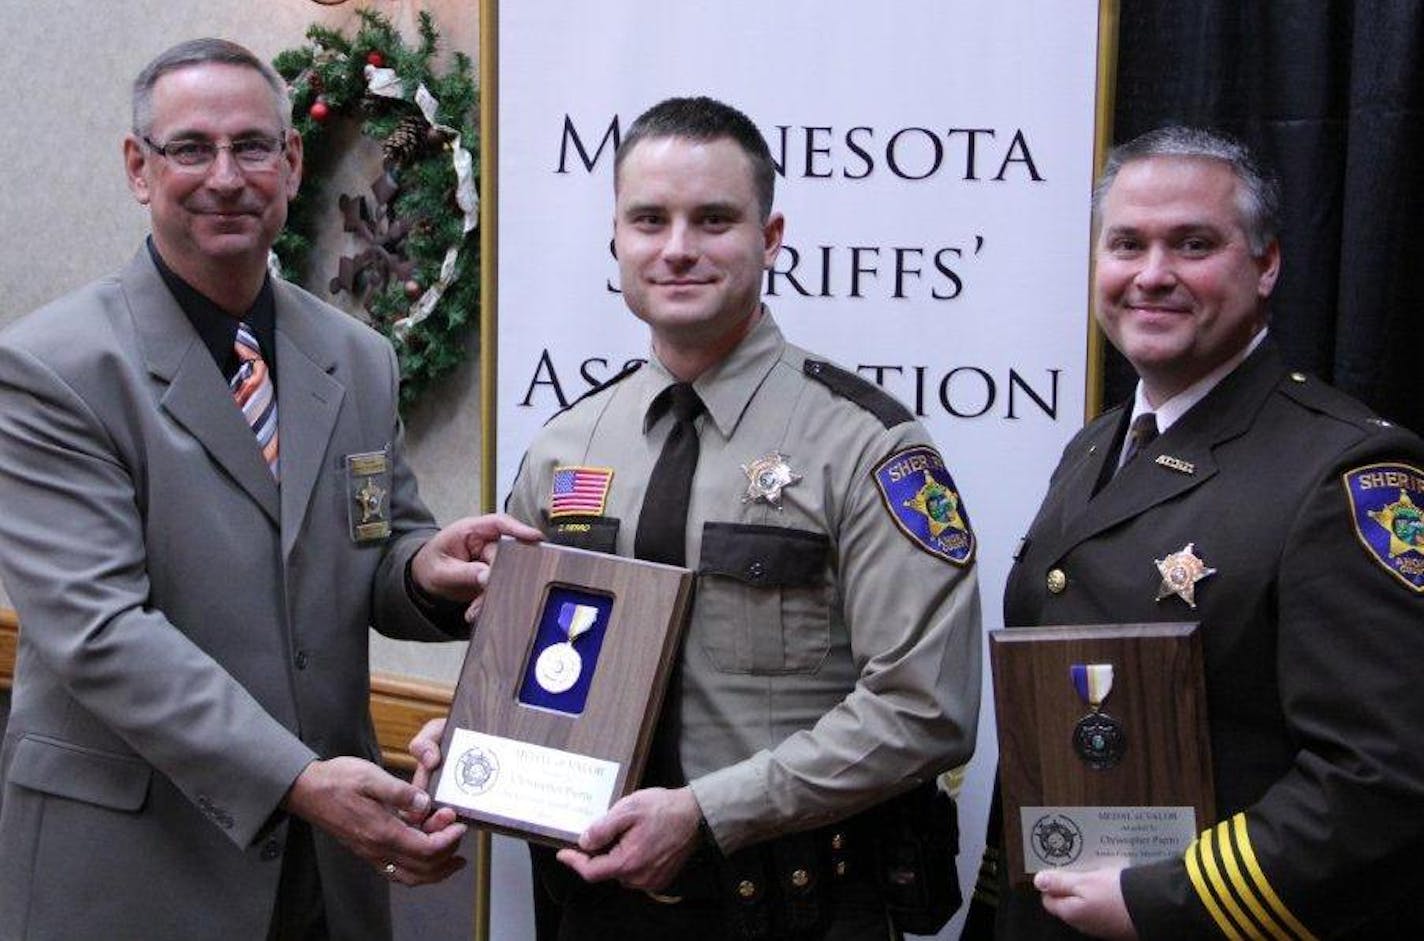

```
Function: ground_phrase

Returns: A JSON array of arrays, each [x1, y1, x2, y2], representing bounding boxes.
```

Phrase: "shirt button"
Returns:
[[260, 838, 282, 862], [294, 650, 309, 670], [1046, 569, 1067, 594], [746, 560, 765, 581]]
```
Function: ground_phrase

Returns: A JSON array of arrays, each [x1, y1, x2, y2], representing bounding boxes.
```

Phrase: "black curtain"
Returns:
[[1105, 0, 1424, 434]]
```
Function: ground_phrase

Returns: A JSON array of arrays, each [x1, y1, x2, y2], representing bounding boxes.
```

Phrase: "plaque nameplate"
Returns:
[[435, 727, 620, 835], [1019, 805, 1198, 874]]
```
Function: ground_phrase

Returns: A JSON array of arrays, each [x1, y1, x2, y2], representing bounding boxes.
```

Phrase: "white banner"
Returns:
[[496, 4, 1104, 936]]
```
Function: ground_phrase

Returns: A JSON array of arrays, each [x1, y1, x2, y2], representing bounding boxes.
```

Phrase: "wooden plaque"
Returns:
[[990, 623, 1214, 883], [429, 539, 694, 847]]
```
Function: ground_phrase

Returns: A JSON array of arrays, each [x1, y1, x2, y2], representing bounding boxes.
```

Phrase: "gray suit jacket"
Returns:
[[0, 250, 456, 940]]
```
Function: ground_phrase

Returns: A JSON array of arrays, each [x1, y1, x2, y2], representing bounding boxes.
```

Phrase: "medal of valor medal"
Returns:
[[534, 602, 599, 694], [1070, 662, 1125, 769]]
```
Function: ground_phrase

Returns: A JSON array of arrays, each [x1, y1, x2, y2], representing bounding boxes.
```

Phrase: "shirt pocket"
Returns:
[[696, 522, 832, 675]]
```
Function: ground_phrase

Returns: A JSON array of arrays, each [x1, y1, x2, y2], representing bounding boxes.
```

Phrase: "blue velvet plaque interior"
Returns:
[[516, 585, 615, 716]]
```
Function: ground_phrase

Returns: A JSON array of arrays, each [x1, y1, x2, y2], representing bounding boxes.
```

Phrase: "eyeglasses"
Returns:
[[142, 135, 287, 172]]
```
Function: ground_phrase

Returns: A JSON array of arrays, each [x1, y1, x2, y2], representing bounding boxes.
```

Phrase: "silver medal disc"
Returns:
[[534, 642, 583, 694]]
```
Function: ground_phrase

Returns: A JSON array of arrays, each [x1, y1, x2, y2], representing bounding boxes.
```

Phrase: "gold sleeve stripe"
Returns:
[[1199, 827, 1261, 939], [1185, 835, 1246, 941], [1213, 820, 1290, 940], [1231, 815, 1320, 941]]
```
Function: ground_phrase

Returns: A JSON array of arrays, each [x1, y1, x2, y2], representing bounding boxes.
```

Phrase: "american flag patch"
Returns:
[[549, 465, 614, 518]]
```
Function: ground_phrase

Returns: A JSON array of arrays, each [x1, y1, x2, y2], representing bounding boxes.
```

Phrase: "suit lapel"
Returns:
[[1051, 344, 1286, 556], [124, 251, 281, 523], [1063, 409, 1128, 519], [273, 284, 345, 561], [1019, 412, 1122, 558], [1058, 438, 1219, 551]]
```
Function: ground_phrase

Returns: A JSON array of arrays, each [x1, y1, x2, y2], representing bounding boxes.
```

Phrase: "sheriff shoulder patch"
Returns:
[[1344, 462, 1424, 593], [873, 445, 975, 565]]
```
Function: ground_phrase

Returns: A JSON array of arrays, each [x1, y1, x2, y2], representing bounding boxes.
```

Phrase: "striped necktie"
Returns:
[[231, 322, 279, 479]]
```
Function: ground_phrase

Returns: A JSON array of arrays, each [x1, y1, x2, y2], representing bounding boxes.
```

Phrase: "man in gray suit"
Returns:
[[0, 38, 537, 940]]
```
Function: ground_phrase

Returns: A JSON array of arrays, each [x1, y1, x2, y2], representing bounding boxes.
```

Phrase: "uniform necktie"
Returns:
[[1120, 412, 1159, 470], [634, 382, 703, 789], [231, 322, 280, 479], [634, 383, 704, 566]]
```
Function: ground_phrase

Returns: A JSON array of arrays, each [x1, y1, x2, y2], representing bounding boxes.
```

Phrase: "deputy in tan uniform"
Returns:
[[413, 97, 981, 939]]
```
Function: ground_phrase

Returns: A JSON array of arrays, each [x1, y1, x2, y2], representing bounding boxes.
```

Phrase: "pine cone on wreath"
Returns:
[[383, 115, 427, 166]]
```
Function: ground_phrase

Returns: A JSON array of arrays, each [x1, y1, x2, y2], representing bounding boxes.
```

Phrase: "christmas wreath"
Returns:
[[272, 9, 478, 410]]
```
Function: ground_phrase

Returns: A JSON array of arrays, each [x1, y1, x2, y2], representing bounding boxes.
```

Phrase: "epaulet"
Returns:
[[803, 359, 913, 429], [1276, 369, 1383, 428], [542, 360, 644, 426]]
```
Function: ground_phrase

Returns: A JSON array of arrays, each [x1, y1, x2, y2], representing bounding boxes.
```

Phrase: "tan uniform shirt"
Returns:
[[507, 312, 981, 853]]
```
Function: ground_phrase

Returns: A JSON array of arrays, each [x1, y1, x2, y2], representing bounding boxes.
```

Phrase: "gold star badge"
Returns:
[[1154, 542, 1216, 608], [903, 471, 967, 538], [357, 478, 387, 523], [741, 451, 802, 508], [1368, 490, 1424, 558]]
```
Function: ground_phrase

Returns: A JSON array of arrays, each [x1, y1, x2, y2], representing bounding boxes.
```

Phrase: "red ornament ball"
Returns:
[[309, 99, 330, 123], [404, 279, 422, 300], [366, 51, 385, 68]]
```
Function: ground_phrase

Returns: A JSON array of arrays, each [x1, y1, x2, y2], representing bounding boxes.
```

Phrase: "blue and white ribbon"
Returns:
[[1070, 663, 1114, 710]]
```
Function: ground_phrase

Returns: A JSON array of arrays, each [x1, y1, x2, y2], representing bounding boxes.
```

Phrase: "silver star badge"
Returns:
[[1154, 542, 1217, 608], [741, 451, 802, 508]]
